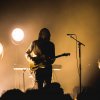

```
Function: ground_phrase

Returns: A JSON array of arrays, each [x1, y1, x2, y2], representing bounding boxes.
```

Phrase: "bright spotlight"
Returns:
[[0, 43, 3, 59], [12, 28, 24, 42], [98, 59, 100, 69]]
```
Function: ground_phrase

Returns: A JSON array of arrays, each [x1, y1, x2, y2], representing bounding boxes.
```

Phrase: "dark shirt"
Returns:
[[26, 39, 55, 67]]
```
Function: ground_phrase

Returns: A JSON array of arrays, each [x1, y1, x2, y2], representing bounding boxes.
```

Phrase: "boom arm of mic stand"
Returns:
[[69, 35, 85, 47]]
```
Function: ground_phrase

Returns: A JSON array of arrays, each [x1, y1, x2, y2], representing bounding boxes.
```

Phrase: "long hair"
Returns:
[[38, 28, 51, 41]]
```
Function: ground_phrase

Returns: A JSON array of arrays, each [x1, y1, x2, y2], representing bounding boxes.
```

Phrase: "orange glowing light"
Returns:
[[98, 59, 100, 69], [0, 43, 3, 59], [0, 43, 3, 55], [12, 28, 24, 42]]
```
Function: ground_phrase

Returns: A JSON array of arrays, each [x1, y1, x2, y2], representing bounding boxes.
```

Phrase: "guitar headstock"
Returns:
[[62, 53, 70, 56]]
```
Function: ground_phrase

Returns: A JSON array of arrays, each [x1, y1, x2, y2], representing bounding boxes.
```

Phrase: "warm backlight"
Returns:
[[12, 28, 24, 42]]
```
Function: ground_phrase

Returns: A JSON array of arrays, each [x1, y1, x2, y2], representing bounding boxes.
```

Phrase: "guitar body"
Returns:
[[29, 61, 45, 71]]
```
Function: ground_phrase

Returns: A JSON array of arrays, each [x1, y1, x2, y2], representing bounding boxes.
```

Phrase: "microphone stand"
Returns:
[[69, 35, 85, 94]]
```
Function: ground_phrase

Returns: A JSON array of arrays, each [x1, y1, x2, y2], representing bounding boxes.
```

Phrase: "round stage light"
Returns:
[[0, 43, 3, 55], [12, 28, 24, 42], [0, 43, 3, 59], [98, 59, 100, 69]]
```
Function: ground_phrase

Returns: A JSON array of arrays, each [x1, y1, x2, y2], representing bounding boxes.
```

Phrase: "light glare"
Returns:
[[98, 59, 100, 69], [0, 43, 3, 59], [12, 28, 24, 42]]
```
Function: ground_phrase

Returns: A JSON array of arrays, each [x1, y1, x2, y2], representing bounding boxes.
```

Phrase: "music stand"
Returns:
[[13, 67, 30, 91]]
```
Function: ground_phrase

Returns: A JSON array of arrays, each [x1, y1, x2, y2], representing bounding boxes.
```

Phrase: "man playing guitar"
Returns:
[[25, 28, 55, 89]]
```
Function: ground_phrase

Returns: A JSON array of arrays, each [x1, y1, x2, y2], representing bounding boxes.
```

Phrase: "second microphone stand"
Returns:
[[69, 35, 85, 94]]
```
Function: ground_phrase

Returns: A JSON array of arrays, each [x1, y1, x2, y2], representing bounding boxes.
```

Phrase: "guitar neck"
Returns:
[[55, 55, 64, 58], [52, 53, 70, 59]]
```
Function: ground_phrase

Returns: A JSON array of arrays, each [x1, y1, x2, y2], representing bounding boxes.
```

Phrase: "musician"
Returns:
[[25, 28, 55, 89]]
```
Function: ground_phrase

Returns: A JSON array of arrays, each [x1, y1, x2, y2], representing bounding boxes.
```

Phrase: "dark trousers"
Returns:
[[35, 65, 52, 89]]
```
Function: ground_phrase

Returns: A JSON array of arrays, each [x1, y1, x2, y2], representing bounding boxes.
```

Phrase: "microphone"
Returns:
[[67, 34, 75, 36]]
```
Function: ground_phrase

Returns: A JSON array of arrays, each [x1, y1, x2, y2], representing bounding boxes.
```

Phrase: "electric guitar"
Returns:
[[27, 53, 70, 72]]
